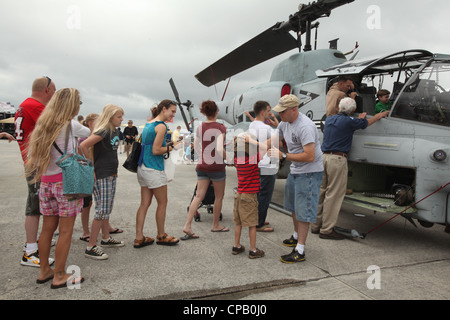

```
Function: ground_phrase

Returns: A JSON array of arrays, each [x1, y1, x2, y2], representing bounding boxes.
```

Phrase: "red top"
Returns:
[[196, 122, 227, 172], [235, 154, 260, 193], [14, 98, 45, 163]]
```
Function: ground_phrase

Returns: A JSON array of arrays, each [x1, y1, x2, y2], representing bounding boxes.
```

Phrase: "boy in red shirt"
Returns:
[[232, 133, 265, 259]]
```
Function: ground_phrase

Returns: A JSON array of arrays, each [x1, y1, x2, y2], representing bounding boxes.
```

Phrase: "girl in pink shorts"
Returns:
[[25, 88, 90, 288]]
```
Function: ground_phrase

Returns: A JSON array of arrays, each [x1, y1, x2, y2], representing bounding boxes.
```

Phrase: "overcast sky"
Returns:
[[1, 0, 449, 129]]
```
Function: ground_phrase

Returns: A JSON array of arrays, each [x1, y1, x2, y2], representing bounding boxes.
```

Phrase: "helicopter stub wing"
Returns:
[[195, 25, 298, 87]]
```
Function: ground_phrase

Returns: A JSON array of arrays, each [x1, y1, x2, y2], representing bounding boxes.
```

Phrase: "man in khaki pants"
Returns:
[[312, 98, 389, 239]]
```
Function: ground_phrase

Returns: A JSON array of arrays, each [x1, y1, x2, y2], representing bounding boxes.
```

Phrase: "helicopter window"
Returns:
[[333, 52, 346, 59], [391, 61, 450, 127], [357, 85, 377, 115], [244, 111, 255, 122]]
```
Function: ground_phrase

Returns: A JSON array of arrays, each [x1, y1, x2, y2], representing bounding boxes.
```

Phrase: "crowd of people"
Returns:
[[11, 75, 390, 288]]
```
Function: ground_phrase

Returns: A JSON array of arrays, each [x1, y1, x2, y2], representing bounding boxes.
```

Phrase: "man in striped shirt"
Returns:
[[232, 133, 265, 259]]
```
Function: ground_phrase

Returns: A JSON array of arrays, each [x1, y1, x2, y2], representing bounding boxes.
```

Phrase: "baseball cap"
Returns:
[[273, 94, 300, 113]]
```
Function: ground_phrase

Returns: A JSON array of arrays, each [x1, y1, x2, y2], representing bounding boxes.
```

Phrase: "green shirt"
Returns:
[[375, 100, 392, 114]]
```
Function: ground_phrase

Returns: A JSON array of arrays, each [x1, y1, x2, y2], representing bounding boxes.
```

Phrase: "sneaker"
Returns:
[[232, 245, 245, 255], [100, 237, 125, 247], [85, 245, 109, 260], [248, 248, 265, 259], [23, 238, 57, 251], [21, 250, 55, 267], [280, 249, 305, 264], [282, 235, 298, 247]]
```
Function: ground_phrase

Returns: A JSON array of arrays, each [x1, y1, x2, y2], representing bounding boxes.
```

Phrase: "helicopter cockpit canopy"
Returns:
[[315, 49, 450, 127], [391, 56, 450, 128]]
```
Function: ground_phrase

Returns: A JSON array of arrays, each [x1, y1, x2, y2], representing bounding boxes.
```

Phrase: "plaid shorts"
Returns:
[[93, 175, 117, 220], [39, 181, 82, 218]]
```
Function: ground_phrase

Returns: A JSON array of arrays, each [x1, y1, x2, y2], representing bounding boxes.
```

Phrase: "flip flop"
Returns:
[[211, 227, 229, 233], [36, 274, 54, 284], [110, 228, 123, 234], [256, 225, 274, 232], [180, 233, 200, 240], [80, 236, 90, 242], [51, 276, 85, 289]]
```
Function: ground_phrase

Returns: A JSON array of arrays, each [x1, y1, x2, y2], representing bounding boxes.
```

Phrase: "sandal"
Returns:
[[133, 236, 154, 248], [180, 233, 200, 241], [156, 233, 179, 246]]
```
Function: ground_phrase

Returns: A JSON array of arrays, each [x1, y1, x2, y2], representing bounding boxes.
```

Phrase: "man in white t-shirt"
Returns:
[[249, 101, 278, 232], [269, 95, 324, 264]]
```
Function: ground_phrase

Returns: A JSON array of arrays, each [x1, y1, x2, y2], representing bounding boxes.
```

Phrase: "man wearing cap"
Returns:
[[268, 94, 323, 263], [312, 97, 389, 239]]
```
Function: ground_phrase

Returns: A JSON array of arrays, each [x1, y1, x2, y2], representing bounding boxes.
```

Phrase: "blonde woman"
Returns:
[[79, 113, 123, 242], [80, 104, 124, 260], [25, 88, 90, 288]]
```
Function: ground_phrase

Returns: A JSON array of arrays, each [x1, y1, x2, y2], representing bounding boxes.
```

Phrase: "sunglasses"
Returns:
[[162, 100, 178, 107], [44, 76, 51, 88]]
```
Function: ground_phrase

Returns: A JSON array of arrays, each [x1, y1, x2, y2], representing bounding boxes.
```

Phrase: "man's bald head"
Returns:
[[31, 76, 56, 105]]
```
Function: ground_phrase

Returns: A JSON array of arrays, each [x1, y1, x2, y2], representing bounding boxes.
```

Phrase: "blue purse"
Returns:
[[54, 122, 94, 199]]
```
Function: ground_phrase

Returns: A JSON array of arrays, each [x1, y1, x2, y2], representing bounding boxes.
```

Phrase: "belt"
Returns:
[[323, 151, 347, 158]]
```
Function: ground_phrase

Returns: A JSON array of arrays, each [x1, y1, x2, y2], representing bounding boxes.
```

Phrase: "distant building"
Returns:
[[0, 101, 16, 135]]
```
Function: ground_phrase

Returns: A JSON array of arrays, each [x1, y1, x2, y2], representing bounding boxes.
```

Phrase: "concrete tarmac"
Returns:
[[0, 139, 449, 302]]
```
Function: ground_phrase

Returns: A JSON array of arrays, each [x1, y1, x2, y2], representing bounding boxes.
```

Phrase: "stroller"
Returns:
[[188, 181, 223, 222]]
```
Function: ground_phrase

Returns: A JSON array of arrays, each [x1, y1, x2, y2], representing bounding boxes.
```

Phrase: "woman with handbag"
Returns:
[[25, 88, 90, 288], [134, 100, 181, 248], [80, 104, 125, 260]]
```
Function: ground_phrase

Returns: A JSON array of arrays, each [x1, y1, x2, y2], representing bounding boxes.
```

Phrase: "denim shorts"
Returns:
[[196, 170, 226, 182], [284, 171, 323, 223]]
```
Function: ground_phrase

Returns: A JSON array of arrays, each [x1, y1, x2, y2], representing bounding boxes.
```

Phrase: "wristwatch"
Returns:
[[281, 152, 287, 159]]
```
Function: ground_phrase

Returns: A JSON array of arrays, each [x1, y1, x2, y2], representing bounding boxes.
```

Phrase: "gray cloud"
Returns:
[[1, 0, 449, 130]]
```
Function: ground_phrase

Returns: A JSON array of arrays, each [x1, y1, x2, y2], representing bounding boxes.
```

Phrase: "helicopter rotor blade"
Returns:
[[195, 24, 298, 87], [169, 78, 181, 104], [169, 78, 191, 131], [195, 0, 355, 87]]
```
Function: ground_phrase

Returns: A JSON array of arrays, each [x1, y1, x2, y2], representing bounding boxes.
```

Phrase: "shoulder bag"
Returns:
[[122, 135, 141, 173], [54, 122, 95, 199]]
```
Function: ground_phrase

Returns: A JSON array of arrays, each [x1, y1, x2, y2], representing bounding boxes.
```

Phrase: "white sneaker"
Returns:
[[23, 239, 57, 251], [21, 250, 55, 268]]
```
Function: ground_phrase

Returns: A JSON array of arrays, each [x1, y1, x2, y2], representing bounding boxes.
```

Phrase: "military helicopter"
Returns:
[[172, 0, 450, 232]]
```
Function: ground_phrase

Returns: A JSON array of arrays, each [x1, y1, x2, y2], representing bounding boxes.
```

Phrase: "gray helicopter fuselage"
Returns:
[[217, 50, 346, 125], [214, 49, 450, 227]]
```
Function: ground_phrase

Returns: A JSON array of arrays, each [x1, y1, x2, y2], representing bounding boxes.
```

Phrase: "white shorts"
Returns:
[[137, 165, 167, 189]]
